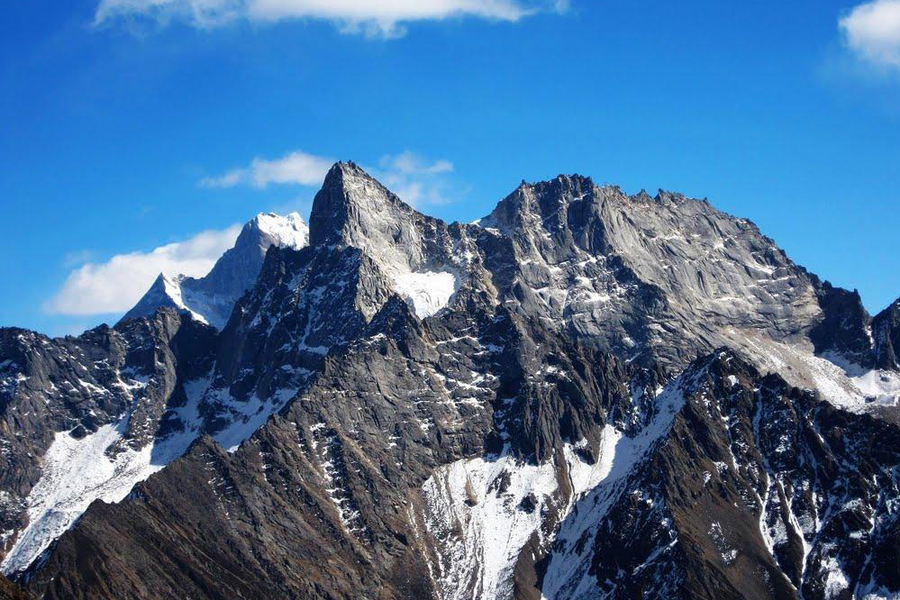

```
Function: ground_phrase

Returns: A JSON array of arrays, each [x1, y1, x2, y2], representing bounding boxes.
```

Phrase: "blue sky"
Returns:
[[2, 0, 899, 336]]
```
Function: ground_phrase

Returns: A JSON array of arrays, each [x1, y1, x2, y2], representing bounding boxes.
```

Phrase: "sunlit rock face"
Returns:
[[2, 162, 898, 600]]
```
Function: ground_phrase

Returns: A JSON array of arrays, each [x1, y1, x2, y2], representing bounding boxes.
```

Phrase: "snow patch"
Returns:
[[392, 271, 458, 318], [420, 377, 686, 600], [802, 352, 900, 410], [210, 387, 299, 453], [0, 416, 192, 575], [1, 370, 301, 575], [253, 212, 308, 250], [160, 274, 211, 325], [421, 451, 558, 600]]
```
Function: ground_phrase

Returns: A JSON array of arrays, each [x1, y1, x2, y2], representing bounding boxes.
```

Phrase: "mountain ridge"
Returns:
[[1, 161, 899, 599]]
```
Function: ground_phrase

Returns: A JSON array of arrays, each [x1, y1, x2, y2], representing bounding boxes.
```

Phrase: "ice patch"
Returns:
[[392, 271, 458, 318]]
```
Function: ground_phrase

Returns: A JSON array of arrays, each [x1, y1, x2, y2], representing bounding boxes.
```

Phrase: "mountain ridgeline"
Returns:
[[1, 162, 899, 600]]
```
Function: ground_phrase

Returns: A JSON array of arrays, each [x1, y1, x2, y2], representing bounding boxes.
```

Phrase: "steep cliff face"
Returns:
[[874, 299, 900, 371], [543, 351, 900, 600], [1, 162, 898, 600]]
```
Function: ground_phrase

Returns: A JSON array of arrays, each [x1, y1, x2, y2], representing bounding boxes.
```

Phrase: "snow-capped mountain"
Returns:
[[122, 212, 309, 329], [1, 162, 899, 600]]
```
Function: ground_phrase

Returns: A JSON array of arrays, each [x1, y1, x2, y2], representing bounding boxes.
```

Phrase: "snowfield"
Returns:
[[392, 271, 458, 318]]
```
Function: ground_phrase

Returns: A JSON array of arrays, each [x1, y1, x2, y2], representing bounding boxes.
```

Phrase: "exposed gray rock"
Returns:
[[874, 297, 900, 371], [1, 162, 898, 600], [0, 310, 217, 572]]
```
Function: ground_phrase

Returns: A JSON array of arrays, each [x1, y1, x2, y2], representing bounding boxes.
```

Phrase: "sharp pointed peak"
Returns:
[[321, 160, 372, 186], [631, 188, 654, 203], [309, 159, 419, 249]]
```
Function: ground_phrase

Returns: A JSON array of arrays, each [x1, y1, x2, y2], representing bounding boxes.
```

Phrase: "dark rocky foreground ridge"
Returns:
[[2, 162, 899, 599]]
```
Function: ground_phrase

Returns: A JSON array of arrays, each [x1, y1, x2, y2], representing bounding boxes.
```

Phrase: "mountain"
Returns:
[[2, 162, 899, 600], [122, 212, 309, 329], [0, 575, 30, 600], [873, 299, 900, 371]]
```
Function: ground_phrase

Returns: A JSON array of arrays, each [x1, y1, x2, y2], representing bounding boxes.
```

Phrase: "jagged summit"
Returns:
[[479, 173, 597, 234], [307, 161, 469, 318], [5, 163, 899, 600], [122, 211, 308, 329], [309, 162, 421, 266]]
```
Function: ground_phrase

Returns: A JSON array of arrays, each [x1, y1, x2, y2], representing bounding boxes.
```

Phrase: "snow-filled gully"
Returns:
[[420, 380, 685, 600]]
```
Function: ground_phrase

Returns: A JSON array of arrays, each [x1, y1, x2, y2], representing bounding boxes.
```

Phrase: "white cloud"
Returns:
[[200, 151, 334, 188], [373, 151, 457, 207], [94, 0, 562, 37], [44, 224, 243, 316], [200, 149, 457, 206], [840, 0, 900, 71]]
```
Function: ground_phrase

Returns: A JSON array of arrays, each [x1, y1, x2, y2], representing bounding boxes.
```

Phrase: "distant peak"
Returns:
[[248, 211, 304, 229], [631, 189, 654, 203], [516, 173, 595, 193], [654, 189, 688, 204], [239, 211, 308, 251]]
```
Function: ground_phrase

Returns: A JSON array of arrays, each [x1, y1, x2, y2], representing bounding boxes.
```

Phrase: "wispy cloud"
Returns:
[[839, 0, 900, 73], [372, 151, 457, 207], [200, 149, 459, 206], [200, 151, 334, 188], [93, 0, 564, 38], [44, 224, 242, 316], [61, 249, 95, 269]]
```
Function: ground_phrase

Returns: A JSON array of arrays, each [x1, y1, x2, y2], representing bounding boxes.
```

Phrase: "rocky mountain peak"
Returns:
[[308, 162, 422, 272], [305, 162, 472, 319], [481, 173, 596, 234], [4, 164, 900, 600], [652, 189, 690, 205], [630, 187, 651, 201]]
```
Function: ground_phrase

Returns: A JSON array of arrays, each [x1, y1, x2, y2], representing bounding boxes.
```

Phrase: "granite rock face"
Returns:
[[1, 162, 898, 600], [874, 299, 900, 371]]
